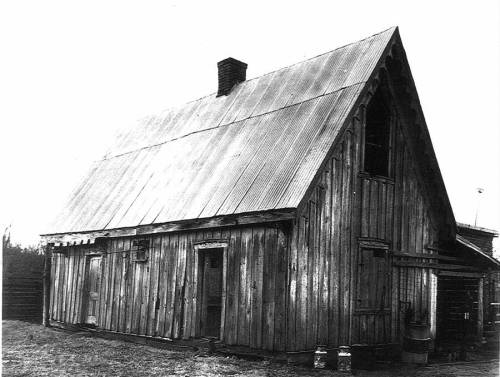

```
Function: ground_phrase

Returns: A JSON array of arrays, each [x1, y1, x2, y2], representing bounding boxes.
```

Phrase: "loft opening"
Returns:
[[363, 88, 392, 177]]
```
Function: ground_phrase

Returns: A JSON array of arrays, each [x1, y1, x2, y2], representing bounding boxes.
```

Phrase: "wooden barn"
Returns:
[[41, 27, 500, 360]]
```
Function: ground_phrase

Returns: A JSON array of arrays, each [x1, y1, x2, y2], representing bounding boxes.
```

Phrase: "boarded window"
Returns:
[[364, 90, 391, 177], [131, 239, 150, 262], [356, 248, 390, 310]]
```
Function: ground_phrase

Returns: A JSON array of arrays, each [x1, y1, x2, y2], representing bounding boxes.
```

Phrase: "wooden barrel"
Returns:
[[402, 324, 431, 364]]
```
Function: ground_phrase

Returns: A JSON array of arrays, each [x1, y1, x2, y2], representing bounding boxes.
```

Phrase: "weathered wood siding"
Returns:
[[289, 103, 443, 349], [49, 225, 288, 351], [287, 118, 359, 351]]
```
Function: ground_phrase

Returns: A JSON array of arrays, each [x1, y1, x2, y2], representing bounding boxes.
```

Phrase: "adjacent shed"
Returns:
[[41, 27, 500, 359]]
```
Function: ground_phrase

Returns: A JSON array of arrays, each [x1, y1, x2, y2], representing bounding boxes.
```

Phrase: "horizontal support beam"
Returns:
[[392, 252, 462, 262], [41, 209, 296, 246], [438, 271, 485, 278], [393, 260, 482, 272]]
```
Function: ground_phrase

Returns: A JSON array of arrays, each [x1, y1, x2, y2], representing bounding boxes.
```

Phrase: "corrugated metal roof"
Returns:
[[45, 27, 397, 235]]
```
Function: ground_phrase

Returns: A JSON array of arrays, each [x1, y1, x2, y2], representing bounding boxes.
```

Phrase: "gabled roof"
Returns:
[[44, 27, 398, 236], [457, 222, 499, 237]]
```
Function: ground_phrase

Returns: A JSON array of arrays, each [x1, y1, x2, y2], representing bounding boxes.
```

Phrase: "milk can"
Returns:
[[337, 345, 351, 372], [313, 345, 327, 369]]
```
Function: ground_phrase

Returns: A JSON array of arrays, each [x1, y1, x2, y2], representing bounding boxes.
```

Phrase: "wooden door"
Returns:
[[200, 249, 223, 338], [353, 248, 391, 344], [436, 275, 479, 343], [84, 256, 102, 325]]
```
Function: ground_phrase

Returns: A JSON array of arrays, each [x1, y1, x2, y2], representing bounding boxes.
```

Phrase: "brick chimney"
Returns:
[[217, 57, 247, 97]]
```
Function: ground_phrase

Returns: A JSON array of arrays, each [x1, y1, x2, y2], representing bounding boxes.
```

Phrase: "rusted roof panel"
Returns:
[[45, 27, 396, 235]]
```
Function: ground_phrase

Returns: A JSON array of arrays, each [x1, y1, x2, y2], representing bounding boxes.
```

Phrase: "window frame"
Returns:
[[361, 88, 395, 179]]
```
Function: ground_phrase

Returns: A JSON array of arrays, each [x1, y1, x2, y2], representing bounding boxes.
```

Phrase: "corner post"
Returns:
[[477, 277, 484, 340], [42, 243, 52, 327]]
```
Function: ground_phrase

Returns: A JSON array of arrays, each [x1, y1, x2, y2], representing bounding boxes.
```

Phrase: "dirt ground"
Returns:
[[2, 320, 499, 377]]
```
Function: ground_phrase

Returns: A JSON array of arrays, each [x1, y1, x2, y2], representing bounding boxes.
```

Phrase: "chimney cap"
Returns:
[[217, 57, 248, 69]]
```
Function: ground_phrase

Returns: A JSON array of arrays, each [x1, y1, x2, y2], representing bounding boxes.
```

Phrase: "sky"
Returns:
[[0, 0, 499, 253]]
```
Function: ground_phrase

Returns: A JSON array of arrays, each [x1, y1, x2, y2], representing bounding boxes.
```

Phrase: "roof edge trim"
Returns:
[[41, 208, 296, 246], [457, 222, 499, 236]]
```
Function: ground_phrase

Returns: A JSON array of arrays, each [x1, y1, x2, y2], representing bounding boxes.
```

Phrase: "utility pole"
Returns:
[[474, 188, 484, 227]]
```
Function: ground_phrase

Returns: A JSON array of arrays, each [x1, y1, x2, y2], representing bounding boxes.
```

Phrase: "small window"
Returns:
[[131, 239, 150, 262], [364, 89, 391, 177]]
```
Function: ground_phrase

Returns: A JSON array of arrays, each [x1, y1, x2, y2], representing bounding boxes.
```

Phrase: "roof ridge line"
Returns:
[[101, 81, 367, 162], [151, 27, 398, 113]]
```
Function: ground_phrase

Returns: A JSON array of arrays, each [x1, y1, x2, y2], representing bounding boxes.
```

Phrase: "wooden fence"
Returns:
[[3, 247, 44, 321]]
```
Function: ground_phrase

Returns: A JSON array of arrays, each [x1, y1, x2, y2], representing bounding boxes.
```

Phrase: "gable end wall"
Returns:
[[289, 89, 445, 349]]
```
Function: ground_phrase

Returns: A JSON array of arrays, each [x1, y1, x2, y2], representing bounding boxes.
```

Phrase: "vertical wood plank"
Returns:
[[226, 229, 237, 343], [220, 228, 231, 342], [182, 233, 194, 339], [350, 116, 363, 345], [67, 251, 75, 323], [306, 193, 317, 350], [391, 264, 399, 342], [329, 155, 341, 347], [369, 180, 378, 238], [262, 226, 277, 350], [66, 249, 75, 323], [429, 270, 437, 340], [295, 215, 307, 350], [249, 227, 257, 348], [146, 236, 159, 336], [74, 251, 84, 324], [173, 234, 187, 338], [59, 252, 66, 322], [274, 227, 287, 352], [245, 229, 254, 346], [132, 251, 143, 334], [119, 238, 131, 333], [393, 128, 403, 251], [237, 229, 251, 346], [340, 133, 352, 344], [190, 233, 200, 338], [386, 183, 394, 242], [287, 219, 298, 351], [139, 239, 151, 335], [156, 235, 168, 336], [107, 242, 117, 330], [164, 234, 179, 338], [126, 239, 137, 333], [219, 228, 230, 341], [361, 179, 370, 237], [400, 150, 408, 253], [49, 254, 57, 320], [378, 182, 386, 240], [477, 278, 483, 339], [73, 252, 82, 324], [318, 171, 329, 346], [111, 241, 123, 332]]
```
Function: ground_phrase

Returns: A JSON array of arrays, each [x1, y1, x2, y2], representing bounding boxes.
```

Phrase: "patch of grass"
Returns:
[[2, 321, 498, 376]]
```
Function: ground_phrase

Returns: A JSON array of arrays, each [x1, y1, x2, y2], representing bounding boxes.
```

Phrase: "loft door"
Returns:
[[84, 256, 102, 325], [199, 248, 223, 338]]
